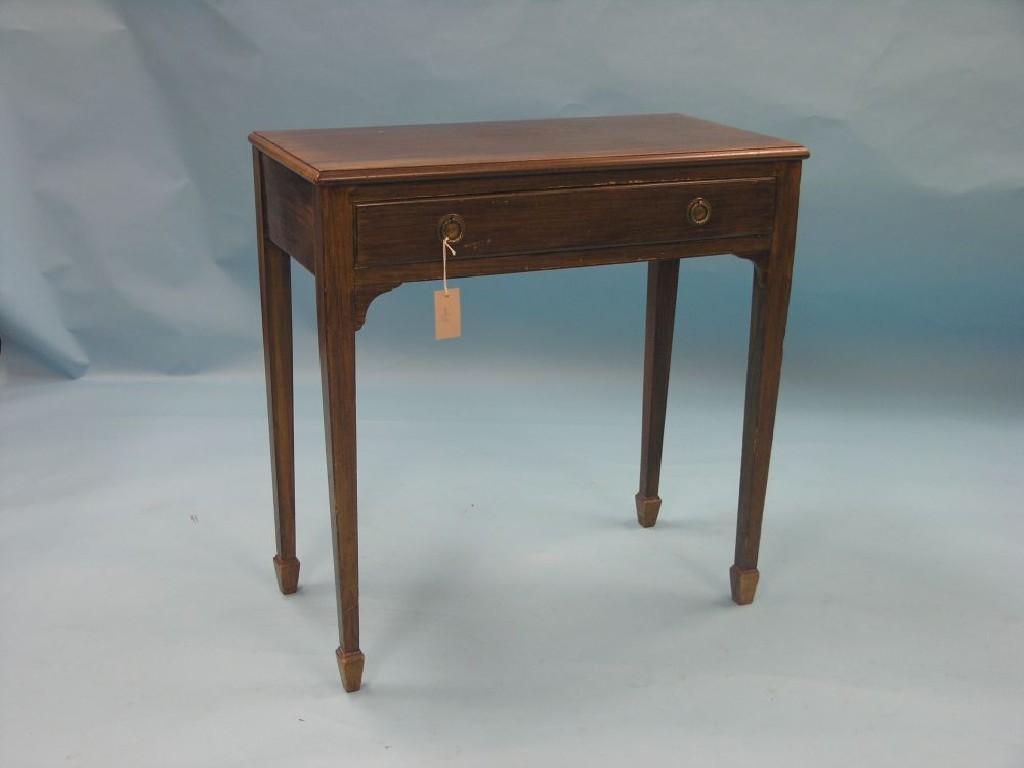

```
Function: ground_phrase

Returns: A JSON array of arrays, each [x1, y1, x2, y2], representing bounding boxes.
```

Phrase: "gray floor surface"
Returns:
[[2, 366, 1022, 766]]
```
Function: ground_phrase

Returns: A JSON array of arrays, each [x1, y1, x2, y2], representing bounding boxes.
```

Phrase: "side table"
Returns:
[[250, 114, 808, 691]]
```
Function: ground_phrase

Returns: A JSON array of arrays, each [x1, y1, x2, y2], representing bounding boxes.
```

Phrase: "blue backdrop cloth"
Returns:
[[0, 0, 1021, 404], [2, 5, 1024, 765]]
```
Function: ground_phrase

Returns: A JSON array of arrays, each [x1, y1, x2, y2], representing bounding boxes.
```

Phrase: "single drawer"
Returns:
[[354, 177, 776, 268]]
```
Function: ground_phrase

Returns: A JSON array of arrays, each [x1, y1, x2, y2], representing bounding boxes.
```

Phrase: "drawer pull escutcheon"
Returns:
[[437, 213, 465, 244], [687, 197, 711, 225]]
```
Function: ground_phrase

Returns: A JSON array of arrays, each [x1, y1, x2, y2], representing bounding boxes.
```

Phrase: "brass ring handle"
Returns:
[[437, 213, 465, 244], [687, 197, 711, 226]]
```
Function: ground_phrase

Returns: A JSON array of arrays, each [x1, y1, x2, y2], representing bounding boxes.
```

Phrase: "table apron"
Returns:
[[353, 236, 770, 287]]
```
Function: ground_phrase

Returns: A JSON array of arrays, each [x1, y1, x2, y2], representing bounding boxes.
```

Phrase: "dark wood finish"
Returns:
[[262, 155, 315, 273], [249, 114, 807, 692], [250, 113, 808, 183], [353, 280, 401, 331], [313, 185, 364, 692], [349, 161, 782, 202], [253, 147, 299, 595], [353, 237, 769, 330], [354, 177, 774, 268], [356, 236, 768, 292], [635, 258, 680, 527], [732, 161, 802, 605]]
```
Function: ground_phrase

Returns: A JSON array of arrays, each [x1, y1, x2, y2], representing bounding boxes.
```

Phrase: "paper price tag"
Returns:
[[434, 234, 461, 340], [434, 287, 461, 340]]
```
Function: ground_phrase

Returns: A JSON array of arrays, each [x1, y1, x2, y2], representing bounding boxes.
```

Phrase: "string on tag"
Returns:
[[441, 236, 456, 295], [434, 236, 462, 339]]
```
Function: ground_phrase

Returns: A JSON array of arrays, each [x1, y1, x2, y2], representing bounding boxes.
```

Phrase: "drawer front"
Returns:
[[354, 177, 776, 268]]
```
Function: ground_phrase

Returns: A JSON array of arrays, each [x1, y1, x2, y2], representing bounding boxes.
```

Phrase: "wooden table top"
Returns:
[[249, 113, 809, 183]]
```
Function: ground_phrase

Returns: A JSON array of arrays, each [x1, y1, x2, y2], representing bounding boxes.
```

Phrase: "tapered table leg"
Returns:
[[254, 149, 299, 595], [732, 162, 802, 605], [635, 258, 680, 527], [315, 187, 364, 692]]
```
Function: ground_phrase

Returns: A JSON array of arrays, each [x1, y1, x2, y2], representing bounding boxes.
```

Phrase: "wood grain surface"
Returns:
[[250, 113, 808, 182]]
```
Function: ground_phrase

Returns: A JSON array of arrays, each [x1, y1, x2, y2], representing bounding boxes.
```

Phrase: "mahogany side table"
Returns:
[[249, 114, 808, 692]]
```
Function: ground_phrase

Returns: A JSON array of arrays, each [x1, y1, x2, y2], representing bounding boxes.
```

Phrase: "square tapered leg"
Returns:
[[255, 148, 300, 595], [732, 162, 801, 604], [636, 258, 680, 528]]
